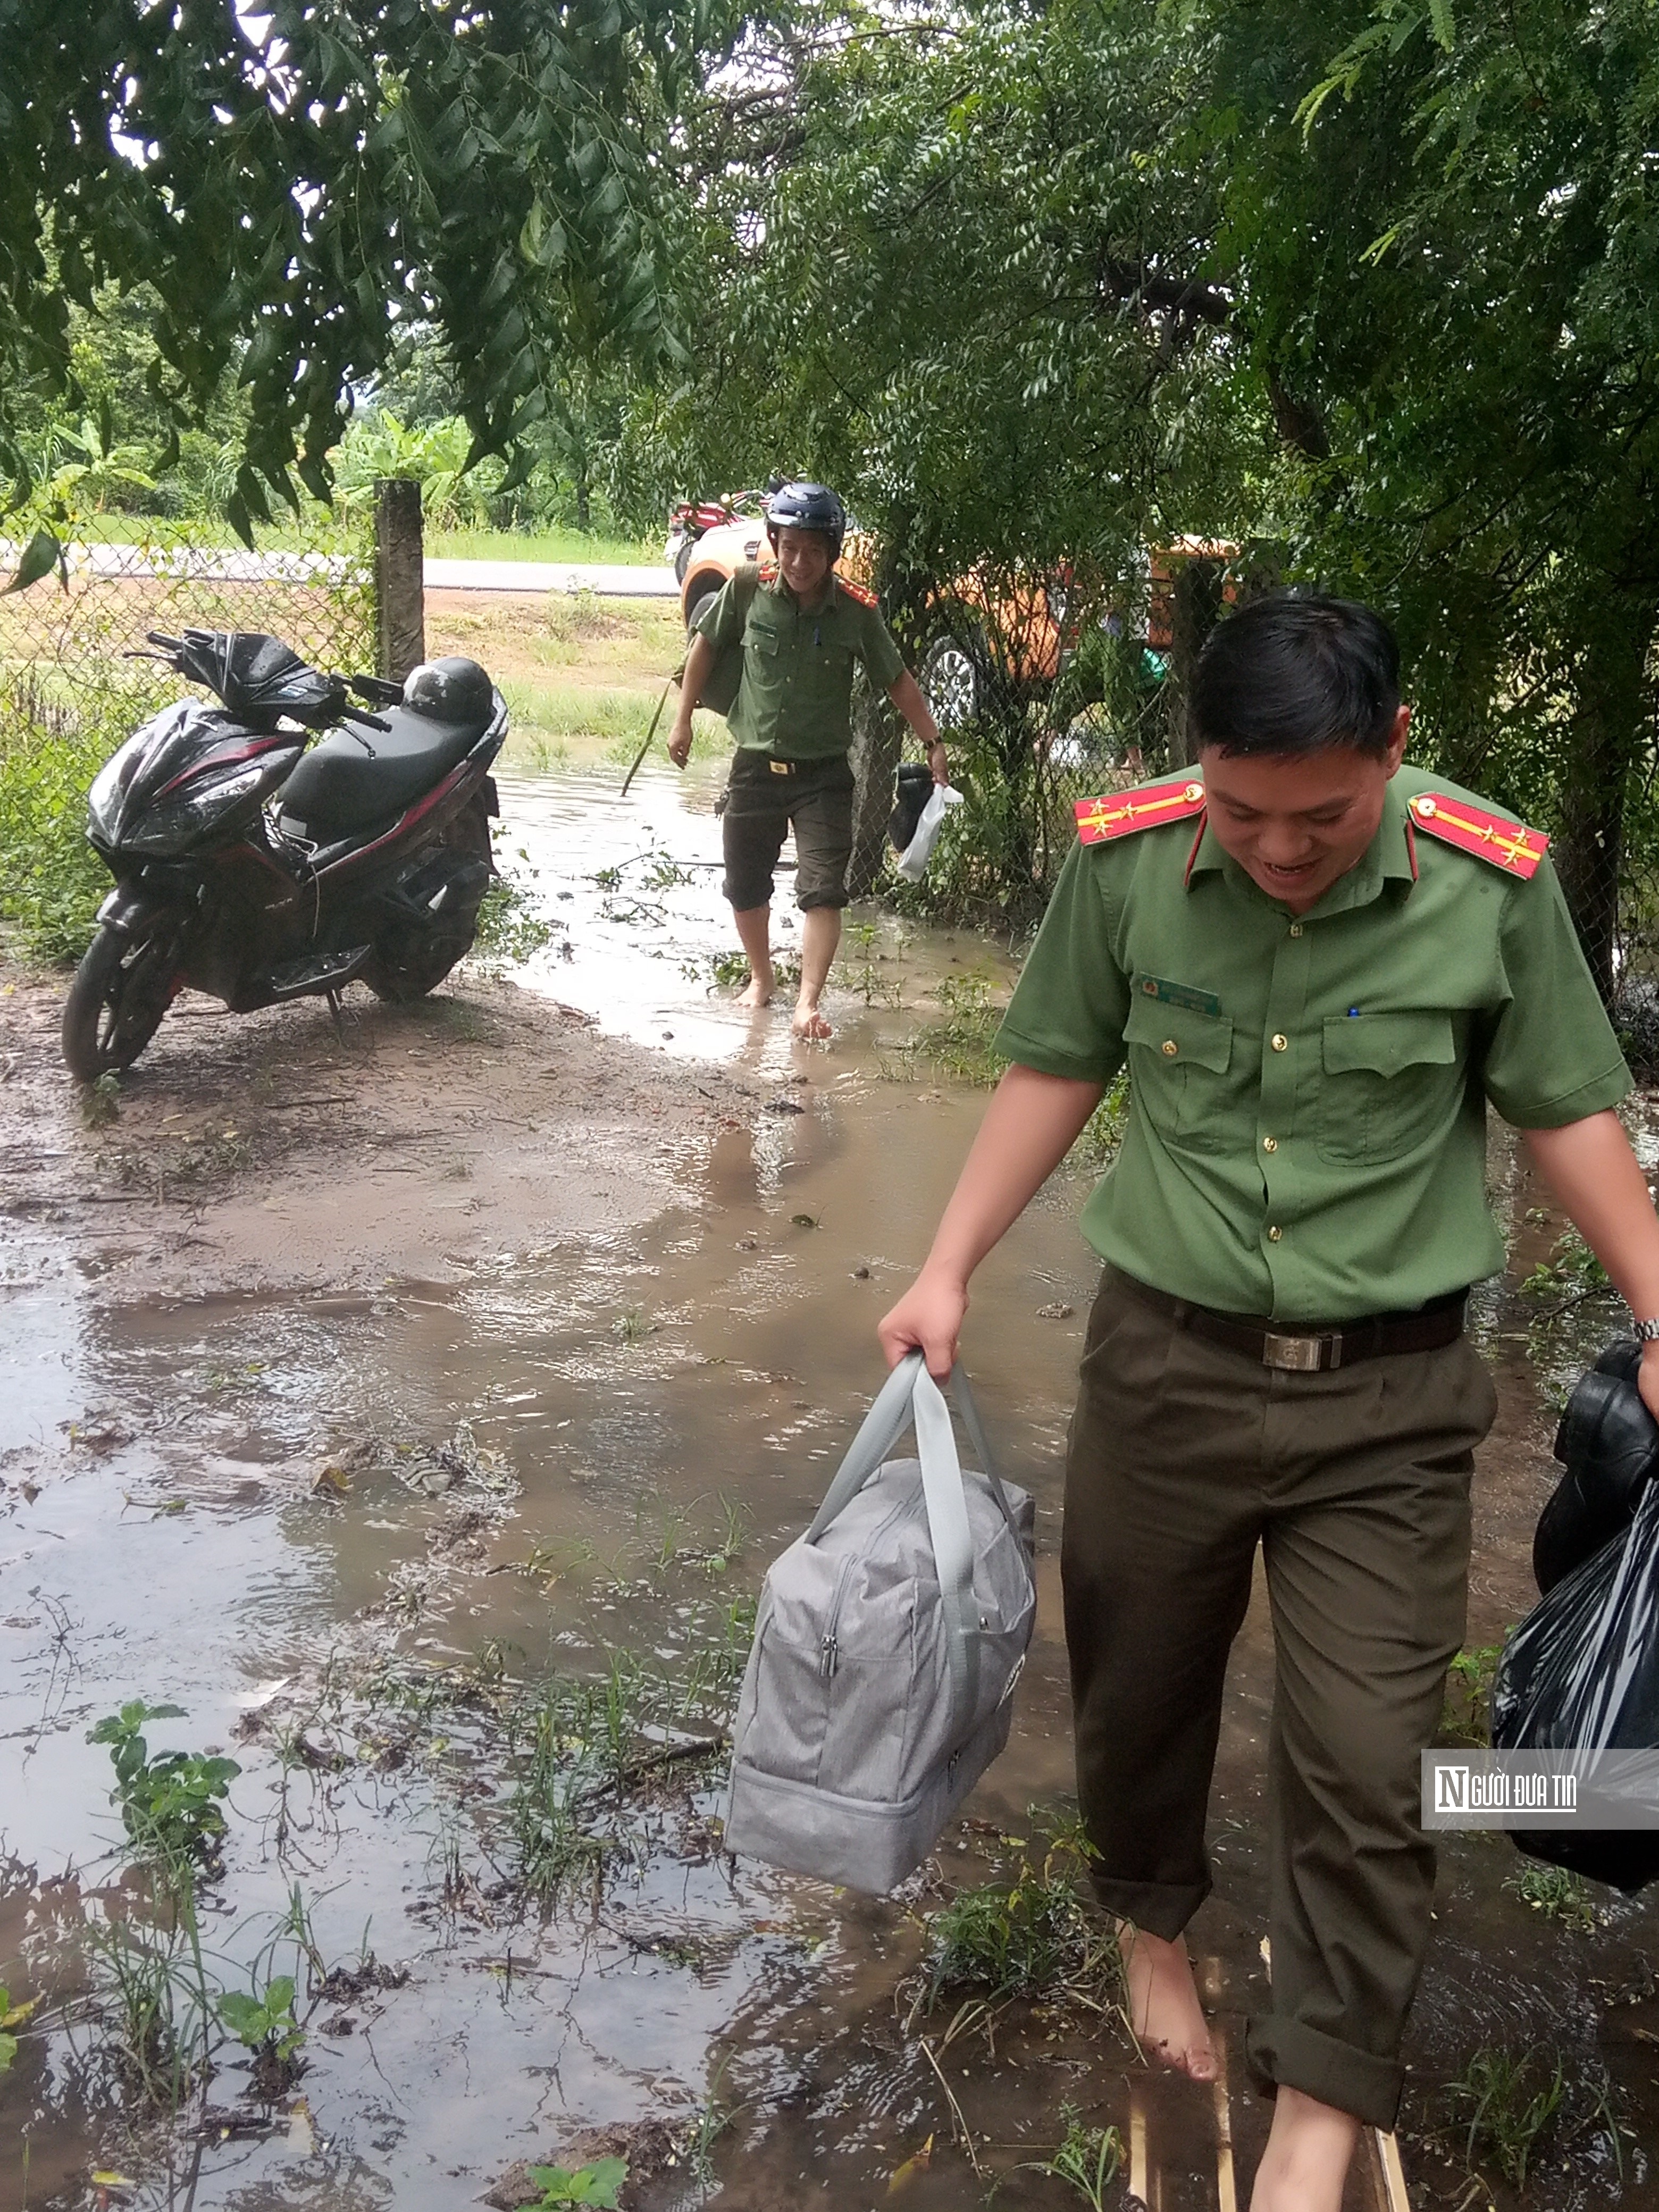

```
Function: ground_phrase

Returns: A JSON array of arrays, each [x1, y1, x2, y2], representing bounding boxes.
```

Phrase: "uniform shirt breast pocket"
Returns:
[[742, 624, 789, 696], [1123, 995, 1235, 1153], [1318, 1011, 1459, 1166]]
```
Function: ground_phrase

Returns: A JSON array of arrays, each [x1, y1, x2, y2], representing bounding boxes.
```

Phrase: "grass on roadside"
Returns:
[[425, 525, 660, 567], [63, 517, 660, 567]]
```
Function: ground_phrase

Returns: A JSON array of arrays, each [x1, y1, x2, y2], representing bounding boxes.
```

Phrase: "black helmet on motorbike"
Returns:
[[403, 656, 494, 724], [765, 481, 846, 562]]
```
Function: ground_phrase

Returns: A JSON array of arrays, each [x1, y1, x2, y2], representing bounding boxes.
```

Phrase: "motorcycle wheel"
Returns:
[[61, 919, 180, 1081], [674, 538, 693, 585], [362, 799, 493, 1005]]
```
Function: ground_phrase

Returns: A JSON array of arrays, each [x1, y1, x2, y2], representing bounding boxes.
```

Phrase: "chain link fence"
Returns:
[[0, 514, 375, 959]]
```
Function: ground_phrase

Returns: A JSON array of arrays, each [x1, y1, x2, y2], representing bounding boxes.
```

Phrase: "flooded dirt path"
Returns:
[[4, 745, 1659, 2212]]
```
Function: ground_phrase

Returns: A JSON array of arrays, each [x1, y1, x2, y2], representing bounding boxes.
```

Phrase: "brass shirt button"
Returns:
[[1288, 922, 1304, 937], [1161, 1040, 1178, 1057], [1271, 1033, 1288, 1051], [1267, 1225, 1284, 1242], [1263, 1136, 1278, 1152]]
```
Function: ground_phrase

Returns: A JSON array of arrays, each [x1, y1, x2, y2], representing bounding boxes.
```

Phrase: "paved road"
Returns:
[[425, 558, 677, 598], [6, 540, 679, 601]]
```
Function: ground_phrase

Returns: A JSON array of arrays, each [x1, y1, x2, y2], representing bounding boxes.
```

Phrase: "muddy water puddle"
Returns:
[[5, 755, 1659, 2210]]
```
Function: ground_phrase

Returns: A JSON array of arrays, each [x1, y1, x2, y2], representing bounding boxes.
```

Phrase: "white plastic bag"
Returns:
[[896, 783, 963, 881]]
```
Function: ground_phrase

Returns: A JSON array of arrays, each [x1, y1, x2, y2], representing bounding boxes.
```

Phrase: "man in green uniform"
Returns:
[[878, 594, 1659, 2211], [668, 481, 947, 1038]]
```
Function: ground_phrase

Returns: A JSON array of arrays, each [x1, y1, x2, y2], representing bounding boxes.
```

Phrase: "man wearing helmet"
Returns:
[[668, 481, 948, 1040]]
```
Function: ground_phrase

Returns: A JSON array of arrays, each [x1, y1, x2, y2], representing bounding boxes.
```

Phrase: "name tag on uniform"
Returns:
[[1135, 974, 1223, 1018]]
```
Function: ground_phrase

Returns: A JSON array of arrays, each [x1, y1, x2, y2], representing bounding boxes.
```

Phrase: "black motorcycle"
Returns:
[[62, 628, 508, 1080]]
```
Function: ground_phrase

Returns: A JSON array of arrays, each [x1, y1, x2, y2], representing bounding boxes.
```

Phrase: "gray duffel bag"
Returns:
[[723, 1352, 1037, 1894]]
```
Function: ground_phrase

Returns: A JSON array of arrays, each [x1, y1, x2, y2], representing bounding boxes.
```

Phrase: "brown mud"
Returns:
[[3, 747, 1658, 2212]]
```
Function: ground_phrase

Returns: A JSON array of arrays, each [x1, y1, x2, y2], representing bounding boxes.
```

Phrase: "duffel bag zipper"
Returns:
[[817, 1478, 917, 1682]]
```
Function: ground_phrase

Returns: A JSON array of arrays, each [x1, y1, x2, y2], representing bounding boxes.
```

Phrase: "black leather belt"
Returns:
[[1108, 1268, 1469, 1373]]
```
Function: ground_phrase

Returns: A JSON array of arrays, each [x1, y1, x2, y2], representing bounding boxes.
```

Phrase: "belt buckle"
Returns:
[[768, 758, 792, 776], [1263, 1330, 1336, 1373]]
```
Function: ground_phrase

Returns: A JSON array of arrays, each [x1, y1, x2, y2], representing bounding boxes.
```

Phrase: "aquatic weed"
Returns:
[[217, 1970, 305, 2100], [1024, 2106, 1124, 2210], [0, 1983, 32, 2071], [1444, 2046, 1570, 2188], [82, 1906, 212, 2111], [882, 973, 1006, 1087], [837, 917, 902, 1007], [1505, 1862, 1599, 1931], [515, 2159, 627, 2209], [916, 1837, 1121, 2021], [88, 1702, 240, 1879]]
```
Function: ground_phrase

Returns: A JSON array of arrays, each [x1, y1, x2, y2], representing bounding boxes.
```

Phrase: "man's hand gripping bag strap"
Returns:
[[804, 1351, 1029, 1742]]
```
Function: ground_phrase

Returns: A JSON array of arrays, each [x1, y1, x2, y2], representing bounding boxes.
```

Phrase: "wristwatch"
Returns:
[[1634, 1317, 1659, 1343]]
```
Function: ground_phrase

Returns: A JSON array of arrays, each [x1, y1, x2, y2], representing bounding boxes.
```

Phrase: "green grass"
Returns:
[[57, 517, 659, 566], [425, 525, 661, 566], [1444, 2047, 1571, 2188], [916, 1830, 1123, 2022], [497, 677, 728, 763], [1505, 1862, 1598, 1931], [0, 678, 115, 961], [1440, 1643, 1503, 1744]]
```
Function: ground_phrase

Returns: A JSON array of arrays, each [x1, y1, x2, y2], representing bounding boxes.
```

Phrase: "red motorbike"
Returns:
[[664, 490, 766, 583], [62, 627, 507, 1080]]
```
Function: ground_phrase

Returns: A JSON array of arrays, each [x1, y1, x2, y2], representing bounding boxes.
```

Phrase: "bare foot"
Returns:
[[739, 972, 773, 1010], [1247, 2085, 1360, 2212], [1117, 1923, 1217, 2081], [791, 1002, 833, 1041]]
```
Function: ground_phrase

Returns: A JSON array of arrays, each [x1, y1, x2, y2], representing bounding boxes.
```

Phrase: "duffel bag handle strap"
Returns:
[[805, 1351, 1022, 1545], [911, 1364, 980, 1733], [804, 1351, 927, 1543]]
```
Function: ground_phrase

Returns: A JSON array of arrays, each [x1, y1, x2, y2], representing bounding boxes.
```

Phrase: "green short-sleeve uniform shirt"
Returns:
[[696, 569, 906, 761], [995, 762, 1632, 1322]]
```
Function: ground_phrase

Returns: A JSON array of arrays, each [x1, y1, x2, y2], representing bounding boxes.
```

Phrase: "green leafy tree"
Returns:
[[1209, 0, 1659, 995], [1, 0, 708, 534]]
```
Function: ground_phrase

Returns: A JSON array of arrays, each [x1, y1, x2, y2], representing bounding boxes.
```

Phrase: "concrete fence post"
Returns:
[[373, 477, 425, 683]]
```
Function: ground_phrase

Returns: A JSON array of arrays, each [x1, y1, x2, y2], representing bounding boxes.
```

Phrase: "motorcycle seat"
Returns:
[[278, 703, 488, 835]]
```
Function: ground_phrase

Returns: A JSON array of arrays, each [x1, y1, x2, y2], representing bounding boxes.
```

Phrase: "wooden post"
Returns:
[[374, 476, 425, 683]]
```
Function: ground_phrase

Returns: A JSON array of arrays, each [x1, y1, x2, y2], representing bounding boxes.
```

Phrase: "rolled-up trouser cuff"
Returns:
[[1088, 1870, 1210, 1946], [1245, 2014, 1404, 2132]]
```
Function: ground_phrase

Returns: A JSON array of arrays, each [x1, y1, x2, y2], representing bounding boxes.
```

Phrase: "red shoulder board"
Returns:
[[1406, 792, 1547, 879], [1076, 779, 1206, 845], [757, 559, 779, 584], [836, 576, 879, 610]]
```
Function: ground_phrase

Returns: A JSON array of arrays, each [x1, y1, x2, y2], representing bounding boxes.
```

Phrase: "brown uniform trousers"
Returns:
[[1062, 1268, 1499, 2129]]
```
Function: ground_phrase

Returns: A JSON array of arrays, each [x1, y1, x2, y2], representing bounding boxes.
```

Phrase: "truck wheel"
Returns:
[[920, 630, 984, 731], [684, 581, 722, 634], [61, 919, 179, 1080]]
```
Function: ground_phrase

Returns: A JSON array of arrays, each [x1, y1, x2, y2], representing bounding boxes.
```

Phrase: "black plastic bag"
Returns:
[[1533, 1340, 1657, 1593], [888, 763, 933, 853], [1492, 1479, 1659, 1891]]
